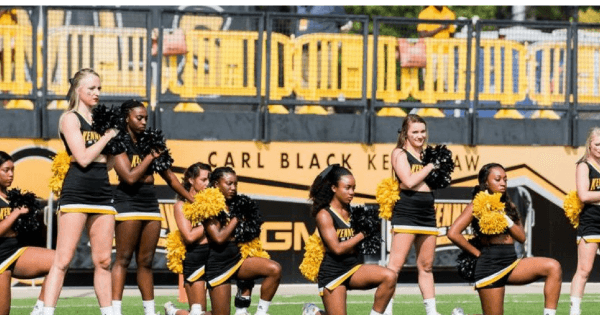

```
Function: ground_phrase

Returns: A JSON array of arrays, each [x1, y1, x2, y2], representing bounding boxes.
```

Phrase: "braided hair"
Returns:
[[0, 151, 12, 167], [120, 99, 145, 132], [177, 162, 212, 201], [471, 163, 521, 231], [309, 164, 353, 217]]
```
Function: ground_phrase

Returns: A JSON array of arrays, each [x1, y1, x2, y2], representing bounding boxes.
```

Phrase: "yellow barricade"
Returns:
[[575, 43, 600, 105], [527, 42, 568, 106], [46, 26, 148, 104], [0, 25, 32, 95], [168, 30, 292, 101], [292, 33, 407, 103]]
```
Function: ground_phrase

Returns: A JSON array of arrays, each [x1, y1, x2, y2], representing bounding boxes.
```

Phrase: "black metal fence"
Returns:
[[1, 6, 600, 146]]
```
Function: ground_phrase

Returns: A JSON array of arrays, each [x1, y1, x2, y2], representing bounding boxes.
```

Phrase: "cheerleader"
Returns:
[[0, 151, 55, 315], [447, 163, 561, 315], [570, 127, 600, 315], [203, 167, 281, 315], [303, 164, 397, 315], [385, 114, 440, 315], [43, 68, 119, 315], [111, 100, 195, 315], [164, 162, 213, 315]]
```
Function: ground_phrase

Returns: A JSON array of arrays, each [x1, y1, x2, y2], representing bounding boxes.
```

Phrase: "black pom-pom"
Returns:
[[216, 210, 230, 227], [456, 238, 482, 282], [350, 205, 382, 255], [91, 104, 125, 135], [151, 150, 174, 173], [137, 128, 168, 156], [228, 194, 263, 243], [422, 145, 455, 190], [102, 131, 129, 156], [137, 128, 173, 173], [6, 188, 42, 234]]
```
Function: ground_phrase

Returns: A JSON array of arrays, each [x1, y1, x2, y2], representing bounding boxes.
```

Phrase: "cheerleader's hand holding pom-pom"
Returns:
[[91, 104, 125, 135], [350, 205, 382, 255], [183, 187, 227, 225], [7, 188, 42, 234], [422, 144, 455, 190], [472, 191, 509, 235], [456, 237, 482, 282], [563, 190, 584, 229], [228, 194, 264, 243], [137, 128, 173, 173]]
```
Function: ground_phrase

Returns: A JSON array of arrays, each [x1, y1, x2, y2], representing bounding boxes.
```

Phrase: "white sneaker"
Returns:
[[164, 302, 177, 315], [451, 308, 465, 315], [30, 308, 42, 315], [302, 303, 321, 315]]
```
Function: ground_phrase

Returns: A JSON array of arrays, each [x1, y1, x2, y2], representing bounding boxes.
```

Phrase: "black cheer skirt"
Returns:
[[114, 183, 161, 221], [183, 243, 210, 283], [0, 237, 27, 274], [391, 190, 438, 235], [317, 251, 363, 295], [205, 241, 244, 288], [577, 204, 600, 243], [58, 162, 116, 215], [474, 244, 520, 289]]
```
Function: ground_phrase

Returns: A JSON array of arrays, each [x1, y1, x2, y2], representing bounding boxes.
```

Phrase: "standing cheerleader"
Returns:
[[570, 127, 600, 315], [385, 114, 440, 315], [0, 151, 55, 315], [164, 162, 213, 315], [203, 167, 281, 315], [448, 163, 561, 315], [43, 68, 120, 315], [111, 99, 195, 315], [303, 164, 397, 315]]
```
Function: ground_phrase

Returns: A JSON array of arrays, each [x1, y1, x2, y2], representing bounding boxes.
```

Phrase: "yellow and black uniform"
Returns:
[[58, 112, 116, 214], [205, 237, 244, 288], [183, 242, 209, 283], [577, 161, 600, 243], [0, 196, 28, 274], [114, 134, 161, 221], [471, 218, 521, 289], [391, 150, 438, 235], [317, 208, 363, 296]]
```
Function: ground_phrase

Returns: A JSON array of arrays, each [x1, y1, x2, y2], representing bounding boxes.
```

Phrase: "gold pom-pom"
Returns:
[[299, 232, 325, 283], [183, 187, 227, 225], [165, 230, 186, 274], [564, 190, 584, 229], [49, 150, 71, 197], [376, 177, 400, 220], [472, 191, 507, 235], [239, 237, 270, 259]]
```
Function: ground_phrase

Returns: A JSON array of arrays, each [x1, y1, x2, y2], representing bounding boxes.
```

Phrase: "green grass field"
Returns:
[[8, 293, 600, 315]]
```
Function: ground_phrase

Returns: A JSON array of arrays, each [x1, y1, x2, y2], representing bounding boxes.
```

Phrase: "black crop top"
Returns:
[[323, 208, 355, 253], [60, 111, 101, 156]]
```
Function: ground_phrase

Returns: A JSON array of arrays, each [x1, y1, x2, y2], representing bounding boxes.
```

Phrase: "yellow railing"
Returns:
[[46, 26, 148, 108], [3, 25, 600, 114]]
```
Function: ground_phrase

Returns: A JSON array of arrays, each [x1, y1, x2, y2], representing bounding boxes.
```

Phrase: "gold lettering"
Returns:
[[82, 131, 101, 142], [591, 178, 600, 191], [0, 207, 10, 220], [411, 164, 423, 173], [261, 222, 292, 251], [293, 222, 310, 251], [131, 155, 142, 168]]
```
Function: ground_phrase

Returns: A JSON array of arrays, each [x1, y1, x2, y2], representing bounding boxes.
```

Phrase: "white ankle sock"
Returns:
[[570, 296, 581, 315], [544, 308, 556, 315], [423, 298, 437, 315], [112, 300, 122, 315], [143, 300, 155, 315], [384, 298, 393, 315], [42, 307, 55, 315], [100, 306, 114, 315], [190, 304, 203, 315], [255, 299, 271, 315], [370, 310, 383, 315]]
